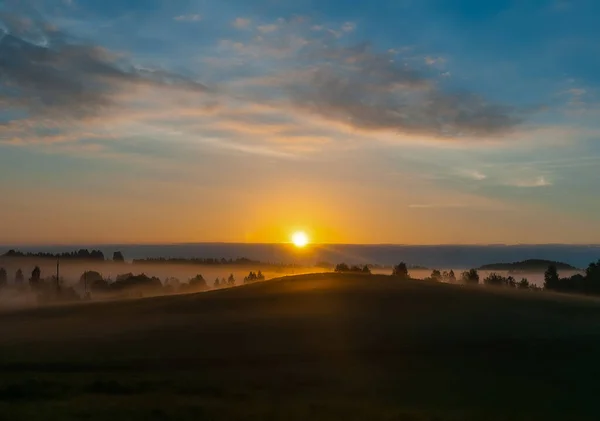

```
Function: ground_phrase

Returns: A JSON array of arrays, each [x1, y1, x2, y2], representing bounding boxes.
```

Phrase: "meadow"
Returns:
[[1, 273, 600, 420]]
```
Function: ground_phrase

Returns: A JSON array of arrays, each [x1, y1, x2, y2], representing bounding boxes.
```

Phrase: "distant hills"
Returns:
[[479, 259, 579, 272]]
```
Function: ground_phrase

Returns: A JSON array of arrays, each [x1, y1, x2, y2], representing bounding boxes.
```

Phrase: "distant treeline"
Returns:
[[131, 257, 302, 267], [2, 249, 113, 261]]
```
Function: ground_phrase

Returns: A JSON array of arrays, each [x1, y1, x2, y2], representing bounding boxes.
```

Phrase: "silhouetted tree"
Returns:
[[111, 273, 162, 294], [214, 277, 220, 288], [113, 251, 125, 262], [584, 260, 600, 294], [544, 265, 560, 290], [507, 276, 517, 288], [335, 263, 350, 273], [392, 262, 409, 279], [362, 265, 371, 274], [448, 270, 456, 282], [461, 269, 480, 285], [188, 274, 208, 291], [228, 274, 235, 286], [518, 278, 530, 289], [79, 271, 103, 290], [430, 269, 442, 282], [257, 270, 265, 281], [15, 269, 24, 285], [29, 266, 42, 288], [0, 268, 7, 288], [483, 272, 506, 286]]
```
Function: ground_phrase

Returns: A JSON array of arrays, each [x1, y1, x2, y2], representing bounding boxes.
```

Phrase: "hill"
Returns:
[[1, 273, 600, 420], [479, 258, 578, 271]]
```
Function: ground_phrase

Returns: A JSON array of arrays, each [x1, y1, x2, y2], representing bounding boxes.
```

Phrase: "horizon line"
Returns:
[[2, 242, 600, 248]]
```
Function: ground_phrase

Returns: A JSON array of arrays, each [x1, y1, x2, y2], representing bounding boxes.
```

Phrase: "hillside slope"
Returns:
[[1, 273, 600, 420]]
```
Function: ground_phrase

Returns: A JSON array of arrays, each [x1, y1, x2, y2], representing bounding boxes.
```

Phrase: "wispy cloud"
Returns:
[[174, 14, 202, 22], [233, 17, 251, 29], [511, 176, 552, 188], [460, 169, 487, 180], [408, 204, 469, 209], [0, 15, 208, 120], [0, 10, 539, 161]]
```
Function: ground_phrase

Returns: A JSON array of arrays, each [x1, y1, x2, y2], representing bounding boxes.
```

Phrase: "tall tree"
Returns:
[[30, 266, 42, 288], [544, 265, 560, 290], [113, 251, 125, 262], [461, 269, 480, 285], [392, 262, 409, 279], [0, 268, 7, 288]]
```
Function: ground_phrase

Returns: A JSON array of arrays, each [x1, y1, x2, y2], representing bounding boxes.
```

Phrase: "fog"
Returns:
[[0, 258, 322, 310], [0, 257, 584, 311]]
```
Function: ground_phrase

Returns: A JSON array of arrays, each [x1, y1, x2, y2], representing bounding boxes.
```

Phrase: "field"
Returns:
[[2, 273, 600, 420]]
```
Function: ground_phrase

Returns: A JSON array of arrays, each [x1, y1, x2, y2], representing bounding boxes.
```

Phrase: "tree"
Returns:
[[79, 271, 103, 287], [228, 274, 235, 286], [518, 278, 530, 289], [544, 265, 560, 290], [483, 272, 506, 286], [461, 269, 480, 285], [15, 269, 24, 284], [30, 266, 42, 288], [392, 262, 409, 279], [448, 270, 456, 283], [113, 251, 125, 262], [257, 270, 265, 281], [335, 263, 350, 273], [362, 265, 371, 274], [0, 268, 7, 288], [584, 260, 600, 294], [214, 278, 220, 288], [189, 274, 208, 291], [430, 269, 442, 282]]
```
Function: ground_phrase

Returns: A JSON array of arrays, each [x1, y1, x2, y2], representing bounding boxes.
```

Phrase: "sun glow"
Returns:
[[291, 231, 309, 248]]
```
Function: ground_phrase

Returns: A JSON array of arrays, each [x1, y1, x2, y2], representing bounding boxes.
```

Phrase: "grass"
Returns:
[[1, 273, 600, 420]]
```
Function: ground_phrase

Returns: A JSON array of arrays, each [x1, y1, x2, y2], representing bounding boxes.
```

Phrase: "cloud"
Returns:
[[461, 170, 487, 180], [257, 23, 279, 34], [233, 18, 251, 29], [511, 176, 552, 188], [341, 22, 356, 33], [0, 14, 208, 120], [174, 14, 202, 22], [424, 56, 445, 66], [408, 204, 468, 209], [283, 41, 523, 137]]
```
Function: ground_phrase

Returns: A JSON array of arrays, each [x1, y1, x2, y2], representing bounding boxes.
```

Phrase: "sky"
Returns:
[[1, 0, 600, 245]]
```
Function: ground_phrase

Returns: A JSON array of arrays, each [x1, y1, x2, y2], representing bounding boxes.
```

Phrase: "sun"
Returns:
[[291, 231, 309, 248]]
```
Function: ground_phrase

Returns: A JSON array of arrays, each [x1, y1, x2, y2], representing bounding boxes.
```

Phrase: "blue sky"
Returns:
[[1, 0, 599, 245]]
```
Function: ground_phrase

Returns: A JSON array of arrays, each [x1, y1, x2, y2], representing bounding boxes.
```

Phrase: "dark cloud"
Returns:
[[0, 14, 208, 119], [290, 42, 524, 137]]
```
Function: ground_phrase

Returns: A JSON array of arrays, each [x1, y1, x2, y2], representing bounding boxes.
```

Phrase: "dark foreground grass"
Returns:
[[2, 274, 600, 420]]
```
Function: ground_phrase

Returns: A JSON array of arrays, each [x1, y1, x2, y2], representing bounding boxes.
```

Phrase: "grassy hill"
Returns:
[[479, 259, 578, 271], [1, 273, 600, 420]]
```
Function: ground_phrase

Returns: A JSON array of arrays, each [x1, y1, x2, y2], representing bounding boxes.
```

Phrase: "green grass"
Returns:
[[2, 273, 600, 420]]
